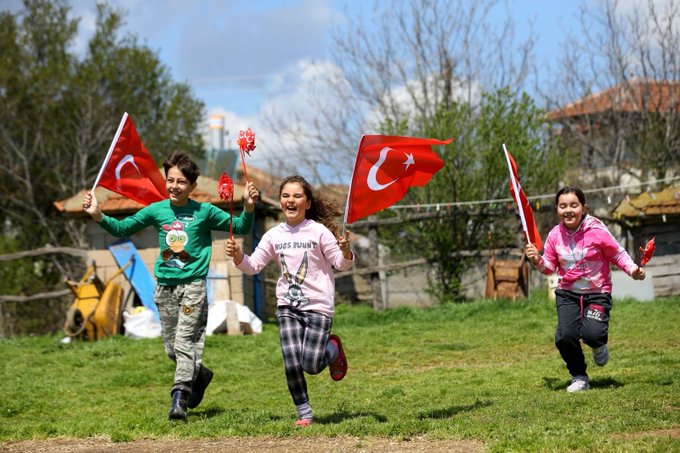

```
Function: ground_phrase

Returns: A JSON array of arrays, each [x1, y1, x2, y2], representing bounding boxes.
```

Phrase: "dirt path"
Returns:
[[4, 428, 678, 451], [0, 436, 485, 453]]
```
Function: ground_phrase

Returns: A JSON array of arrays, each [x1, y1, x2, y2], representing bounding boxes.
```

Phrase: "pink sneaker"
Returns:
[[295, 418, 313, 427], [328, 334, 348, 381]]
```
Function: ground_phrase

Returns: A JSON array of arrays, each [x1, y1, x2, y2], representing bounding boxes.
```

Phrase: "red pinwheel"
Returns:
[[218, 172, 234, 200], [236, 128, 256, 182], [218, 172, 235, 239], [638, 237, 656, 267], [236, 128, 256, 154]]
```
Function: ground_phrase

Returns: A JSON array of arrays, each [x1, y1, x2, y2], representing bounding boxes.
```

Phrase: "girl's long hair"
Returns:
[[279, 175, 342, 236]]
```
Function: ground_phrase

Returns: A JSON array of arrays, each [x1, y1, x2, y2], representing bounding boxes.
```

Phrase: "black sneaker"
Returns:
[[187, 365, 213, 409]]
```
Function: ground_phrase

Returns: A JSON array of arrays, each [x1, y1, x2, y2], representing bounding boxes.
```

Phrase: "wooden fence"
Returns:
[[0, 247, 85, 303]]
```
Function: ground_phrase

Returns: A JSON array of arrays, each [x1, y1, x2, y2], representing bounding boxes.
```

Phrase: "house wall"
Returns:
[[635, 222, 680, 297]]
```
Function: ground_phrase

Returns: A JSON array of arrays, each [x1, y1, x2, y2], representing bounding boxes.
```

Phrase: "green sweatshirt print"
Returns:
[[99, 199, 254, 285]]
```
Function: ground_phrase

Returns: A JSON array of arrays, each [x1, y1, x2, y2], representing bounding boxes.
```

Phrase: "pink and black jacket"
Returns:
[[533, 215, 638, 294]]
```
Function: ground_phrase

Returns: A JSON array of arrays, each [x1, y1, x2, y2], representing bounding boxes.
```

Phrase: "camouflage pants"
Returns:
[[155, 279, 208, 394]]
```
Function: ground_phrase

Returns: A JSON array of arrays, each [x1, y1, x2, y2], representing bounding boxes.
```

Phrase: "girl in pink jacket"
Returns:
[[225, 175, 354, 426], [526, 186, 646, 393]]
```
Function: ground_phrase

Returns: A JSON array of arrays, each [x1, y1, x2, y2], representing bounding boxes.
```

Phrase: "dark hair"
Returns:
[[555, 186, 587, 207], [279, 175, 341, 235], [163, 152, 200, 184]]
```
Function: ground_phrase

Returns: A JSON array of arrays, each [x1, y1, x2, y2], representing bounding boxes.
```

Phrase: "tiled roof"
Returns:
[[547, 79, 680, 121], [612, 184, 680, 219], [238, 165, 282, 201], [54, 163, 351, 219], [53, 173, 276, 218]]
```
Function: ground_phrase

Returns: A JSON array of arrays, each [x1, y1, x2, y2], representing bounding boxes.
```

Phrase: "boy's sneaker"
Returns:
[[328, 334, 348, 381], [592, 344, 609, 367], [295, 418, 313, 427], [567, 375, 590, 393]]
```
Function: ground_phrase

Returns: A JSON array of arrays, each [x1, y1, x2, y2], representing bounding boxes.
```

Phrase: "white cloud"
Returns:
[[616, 0, 674, 15]]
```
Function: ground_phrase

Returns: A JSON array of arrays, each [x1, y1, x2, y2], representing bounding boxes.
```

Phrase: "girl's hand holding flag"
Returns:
[[525, 243, 540, 265], [337, 230, 353, 260]]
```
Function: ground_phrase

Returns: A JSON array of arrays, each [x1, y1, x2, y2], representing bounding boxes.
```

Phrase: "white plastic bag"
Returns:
[[123, 307, 162, 339]]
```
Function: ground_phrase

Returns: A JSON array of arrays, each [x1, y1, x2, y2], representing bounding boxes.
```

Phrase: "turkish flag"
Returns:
[[503, 145, 542, 251], [344, 135, 452, 224], [93, 113, 168, 206]]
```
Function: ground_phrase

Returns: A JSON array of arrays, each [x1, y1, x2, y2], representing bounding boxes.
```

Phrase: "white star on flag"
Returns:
[[403, 153, 415, 171]]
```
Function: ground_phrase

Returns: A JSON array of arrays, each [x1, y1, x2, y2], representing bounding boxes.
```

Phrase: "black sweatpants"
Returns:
[[554, 289, 612, 377]]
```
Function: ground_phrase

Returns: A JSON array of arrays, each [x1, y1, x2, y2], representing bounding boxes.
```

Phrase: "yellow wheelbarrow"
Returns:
[[63, 259, 132, 341]]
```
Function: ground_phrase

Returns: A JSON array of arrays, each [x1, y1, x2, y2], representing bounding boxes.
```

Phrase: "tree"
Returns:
[[378, 89, 563, 300], [264, 0, 536, 185], [0, 0, 205, 251], [0, 0, 205, 334], [543, 0, 680, 189]]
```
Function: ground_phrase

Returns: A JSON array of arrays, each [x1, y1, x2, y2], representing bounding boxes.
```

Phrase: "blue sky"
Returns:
[[2, 0, 651, 168], [2, 0, 585, 112]]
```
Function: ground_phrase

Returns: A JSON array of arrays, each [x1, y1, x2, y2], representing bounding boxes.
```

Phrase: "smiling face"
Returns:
[[280, 182, 311, 227], [165, 166, 196, 206], [556, 192, 586, 231]]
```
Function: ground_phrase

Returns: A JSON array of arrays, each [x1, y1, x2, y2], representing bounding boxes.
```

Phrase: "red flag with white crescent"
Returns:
[[503, 144, 543, 251], [344, 135, 452, 225], [93, 113, 168, 206]]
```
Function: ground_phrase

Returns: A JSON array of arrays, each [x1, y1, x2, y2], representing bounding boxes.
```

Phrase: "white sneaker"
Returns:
[[567, 375, 590, 393], [592, 344, 609, 366]]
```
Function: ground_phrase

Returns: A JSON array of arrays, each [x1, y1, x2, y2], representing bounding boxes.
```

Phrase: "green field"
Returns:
[[1, 294, 679, 452]]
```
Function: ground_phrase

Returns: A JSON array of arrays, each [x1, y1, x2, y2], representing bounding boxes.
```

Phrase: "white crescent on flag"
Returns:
[[115, 154, 141, 180]]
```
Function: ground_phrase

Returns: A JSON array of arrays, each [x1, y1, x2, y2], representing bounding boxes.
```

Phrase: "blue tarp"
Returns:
[[108, 239, 160, 321]]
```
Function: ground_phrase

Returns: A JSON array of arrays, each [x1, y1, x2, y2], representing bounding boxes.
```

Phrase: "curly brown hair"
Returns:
[[279, 175, 342, 236]]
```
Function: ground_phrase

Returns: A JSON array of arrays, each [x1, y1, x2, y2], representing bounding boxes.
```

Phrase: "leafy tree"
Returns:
[[264, 0, 536, 185], [0, 0, 205, 251], [0, 0, 205, 334], [378, 89, 564, 300]]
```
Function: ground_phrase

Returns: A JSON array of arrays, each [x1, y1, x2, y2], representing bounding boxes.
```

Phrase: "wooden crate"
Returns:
[[485, 255, 529, 300]]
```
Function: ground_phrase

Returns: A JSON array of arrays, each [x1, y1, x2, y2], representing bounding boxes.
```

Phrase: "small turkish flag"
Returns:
[[344, 135, 452, 224], [503, 145, 543, 251]]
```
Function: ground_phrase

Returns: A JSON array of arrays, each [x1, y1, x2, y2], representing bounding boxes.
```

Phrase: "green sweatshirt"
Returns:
[[99, 199, 254, 285]]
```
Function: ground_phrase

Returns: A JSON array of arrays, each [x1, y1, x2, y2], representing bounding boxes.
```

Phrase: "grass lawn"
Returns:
[[1, 294, 679, 452]]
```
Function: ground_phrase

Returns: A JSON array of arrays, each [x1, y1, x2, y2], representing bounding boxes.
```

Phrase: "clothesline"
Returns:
[[388, 175, 680, 211]]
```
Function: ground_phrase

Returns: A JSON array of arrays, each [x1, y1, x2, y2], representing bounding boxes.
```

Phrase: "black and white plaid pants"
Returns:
[[276, 305, 333, 405]]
